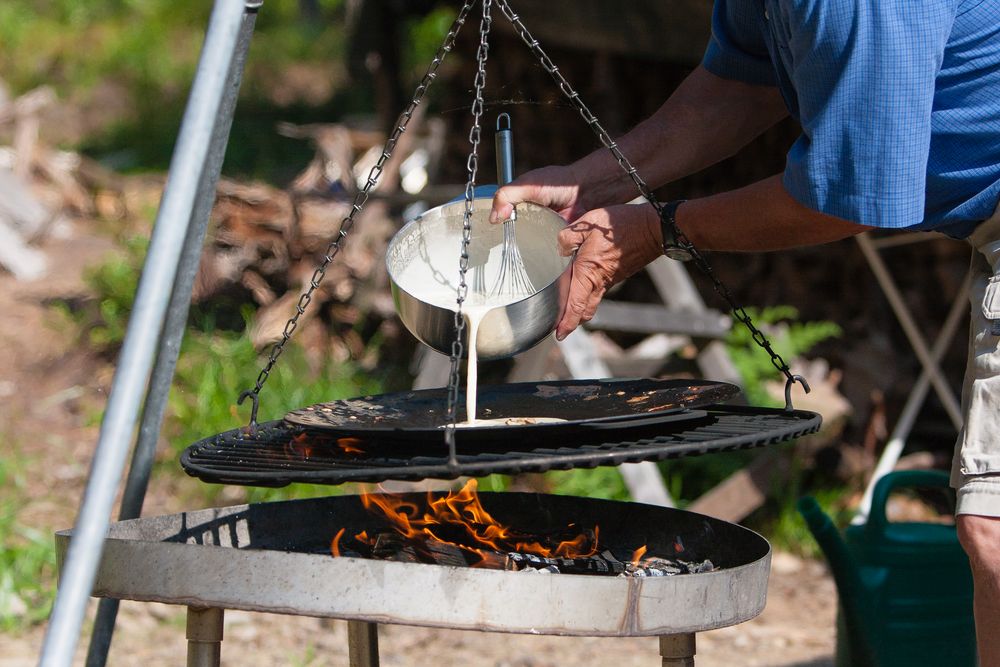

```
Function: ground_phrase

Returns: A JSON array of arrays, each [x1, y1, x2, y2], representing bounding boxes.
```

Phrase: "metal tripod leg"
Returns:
[[347, 621, 380, 667], [186, 607, 225, 667], [660, 633, 696, 667], [39, 2, 255, 665], [83, 7, 260, 666]]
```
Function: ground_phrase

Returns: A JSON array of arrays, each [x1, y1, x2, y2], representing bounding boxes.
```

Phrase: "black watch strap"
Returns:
[[659, 199, 692, 261]]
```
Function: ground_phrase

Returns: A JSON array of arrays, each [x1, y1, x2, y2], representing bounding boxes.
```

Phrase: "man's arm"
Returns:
[[572, 65, 789, 209], [551, 176, 872, 340], [490, 66, 789, 223], [674, 175, 873, 252]]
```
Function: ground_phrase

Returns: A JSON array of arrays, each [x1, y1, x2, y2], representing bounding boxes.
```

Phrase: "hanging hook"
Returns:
[[783, 374, 811, 413], [237, 389, 260, 435]]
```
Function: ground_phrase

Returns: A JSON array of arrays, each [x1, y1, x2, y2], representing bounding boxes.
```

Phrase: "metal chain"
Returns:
[[237, 0, 478, 430], [444, 0, 493, 467], [495, 0, 809, 408]]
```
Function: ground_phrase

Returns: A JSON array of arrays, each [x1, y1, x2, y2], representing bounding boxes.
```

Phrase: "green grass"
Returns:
[[166, 325, 398, 504], [0, 0, 345, 97], [0, 0, 455, 181], [0, 457, 57, 632], [763, 486, 854, 558], [546, 467, 630, 501]]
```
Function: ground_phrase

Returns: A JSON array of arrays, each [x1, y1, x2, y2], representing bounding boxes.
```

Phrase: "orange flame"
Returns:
[[630, 544, 648, 566], [284, 432, 315, 459], [350, 479, 599, 564], [337, 437, 365, 455], [331, 527, 346, 557]]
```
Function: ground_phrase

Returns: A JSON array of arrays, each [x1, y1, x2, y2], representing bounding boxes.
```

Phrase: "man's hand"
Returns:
[[489, 165, 589, 224], [554, 204, 662, 340]]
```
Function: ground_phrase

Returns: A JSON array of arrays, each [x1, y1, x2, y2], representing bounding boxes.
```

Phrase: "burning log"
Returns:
[[329, 480, 716, 578], [340, 530, 714, 578], [370, 532, 508, 569]]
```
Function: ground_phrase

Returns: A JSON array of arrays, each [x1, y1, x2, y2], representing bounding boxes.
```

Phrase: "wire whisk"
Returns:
[[493, 208, 533, 296], [490, 113, 535, 298]]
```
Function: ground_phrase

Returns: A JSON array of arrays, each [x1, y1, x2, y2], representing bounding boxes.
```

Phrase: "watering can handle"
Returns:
[[866, 469, 952, 537]]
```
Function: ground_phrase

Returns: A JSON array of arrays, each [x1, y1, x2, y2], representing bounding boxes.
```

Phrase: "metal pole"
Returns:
[[852, 268, 971, 524], [39, 2, 247, 665], [186, 607, 224, 667], [84, 7, 260, 666], [347, 621, 380, 667], [855, 233, 963, 427], [659, 633, 696, 667]]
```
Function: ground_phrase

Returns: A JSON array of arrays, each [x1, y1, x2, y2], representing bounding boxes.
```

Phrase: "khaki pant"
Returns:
[[951, 201, 1000, 516]]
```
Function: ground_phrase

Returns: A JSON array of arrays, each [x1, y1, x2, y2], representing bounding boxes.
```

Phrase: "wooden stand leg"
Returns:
[[659, 633, 696, 667], [348, 620, 380, 667], [186, 607, 224, 667]]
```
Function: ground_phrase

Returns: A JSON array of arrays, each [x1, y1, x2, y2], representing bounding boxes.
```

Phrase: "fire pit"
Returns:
[[57, 490, 771, 666]]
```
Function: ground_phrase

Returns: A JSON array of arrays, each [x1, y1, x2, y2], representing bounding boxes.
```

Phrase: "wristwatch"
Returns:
[[659, 199, 693, 262]]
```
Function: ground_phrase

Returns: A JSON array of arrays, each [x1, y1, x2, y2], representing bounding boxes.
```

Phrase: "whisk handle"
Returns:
[[495, 113, 515, 186]]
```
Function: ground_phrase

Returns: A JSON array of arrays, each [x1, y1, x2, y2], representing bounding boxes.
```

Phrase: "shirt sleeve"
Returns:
[[702, 0, 777, 86], [780, 0, 957, 229]]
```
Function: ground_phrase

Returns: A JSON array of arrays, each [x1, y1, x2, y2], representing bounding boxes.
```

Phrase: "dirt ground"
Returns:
[[0, 217, 838, 666]]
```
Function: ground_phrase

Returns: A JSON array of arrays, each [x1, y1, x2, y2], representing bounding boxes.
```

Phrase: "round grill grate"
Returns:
[[180, 405, 821, 487]]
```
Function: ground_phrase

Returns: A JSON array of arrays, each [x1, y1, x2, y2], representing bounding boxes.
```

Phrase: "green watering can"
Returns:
[[798, 470, 976, 666]]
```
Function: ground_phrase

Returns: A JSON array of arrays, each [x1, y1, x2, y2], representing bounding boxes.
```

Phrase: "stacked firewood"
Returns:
[[193, 110, 448, 363], [0, 83, 98, 281]]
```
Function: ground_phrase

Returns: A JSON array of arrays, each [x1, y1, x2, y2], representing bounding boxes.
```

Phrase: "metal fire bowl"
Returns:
[[55, 493, 770, 637], [386, 198, 572, 360]]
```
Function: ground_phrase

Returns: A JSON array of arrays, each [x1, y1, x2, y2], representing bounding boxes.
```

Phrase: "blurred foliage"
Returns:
[[166, 325, 391, 505], [546, 467, 630, 501], [0, 0, 344, 95], [76, 235, 147, 354], [653, 306, 841, 507], [726, 305, 842, 407], [0, 0, 456, 181], [0, 458, 57, 632]]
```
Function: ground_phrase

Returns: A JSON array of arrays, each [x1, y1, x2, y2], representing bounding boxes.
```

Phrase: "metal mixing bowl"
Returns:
[[386, 197, 571, 360]]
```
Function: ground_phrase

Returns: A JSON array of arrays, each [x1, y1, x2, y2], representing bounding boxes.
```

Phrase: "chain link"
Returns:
[[495, 0, 807, 405], [238, 0, 477, 429], [444, 0, 493, 466]]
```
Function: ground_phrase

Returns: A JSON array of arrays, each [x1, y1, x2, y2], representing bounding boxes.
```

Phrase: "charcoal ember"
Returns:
[[506, 550, 628, 575], [506, 552, 562, 572], [622, 557, 715, 577], [630, 557, 683, 576], [680, 559, 715, 574]]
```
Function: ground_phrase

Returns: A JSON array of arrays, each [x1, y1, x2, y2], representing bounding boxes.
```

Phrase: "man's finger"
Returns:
[[555, 267, 604, 340], [557, 225, 588, 256], [489, 185, 524, 224]]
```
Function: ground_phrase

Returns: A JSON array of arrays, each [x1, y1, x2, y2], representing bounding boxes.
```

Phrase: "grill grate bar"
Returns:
[[180, 406, 821, 486]]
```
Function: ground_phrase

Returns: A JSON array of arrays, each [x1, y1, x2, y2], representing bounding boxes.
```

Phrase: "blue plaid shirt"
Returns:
[[703, 0, 1000, 238]]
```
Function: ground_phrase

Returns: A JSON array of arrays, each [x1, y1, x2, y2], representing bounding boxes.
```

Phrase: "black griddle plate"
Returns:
[[283, 378, 740, 443], [181, 405, 821, 487]]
